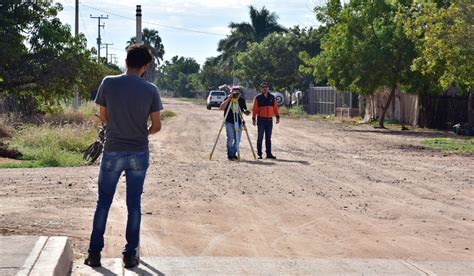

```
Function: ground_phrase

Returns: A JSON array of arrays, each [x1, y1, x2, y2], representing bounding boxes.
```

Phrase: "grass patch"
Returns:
[[6, 124, 96, 167], [279, 106, 307, 118], [0, 161, 41, 169], [2, 105, 176, 168], [161, 110, 176, 120], [420, 137, 474, 154]]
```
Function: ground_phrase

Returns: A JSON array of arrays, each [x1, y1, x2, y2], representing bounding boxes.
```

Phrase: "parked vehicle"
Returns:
[[207, 90, 227, 110]]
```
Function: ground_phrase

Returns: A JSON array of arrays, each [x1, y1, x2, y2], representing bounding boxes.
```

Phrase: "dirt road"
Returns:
[[0, 98, 472, 261]]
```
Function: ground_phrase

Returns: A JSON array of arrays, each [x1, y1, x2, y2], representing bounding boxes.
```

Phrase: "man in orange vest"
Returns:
[[252, 82, 280, 159]]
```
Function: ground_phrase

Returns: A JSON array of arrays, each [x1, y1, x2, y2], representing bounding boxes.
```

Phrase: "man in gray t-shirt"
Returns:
[[85, 44, 162, 269], [95, 71, 162, 152]]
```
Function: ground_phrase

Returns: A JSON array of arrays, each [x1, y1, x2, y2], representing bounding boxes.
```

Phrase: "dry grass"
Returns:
[[0, 117, 15, 138]]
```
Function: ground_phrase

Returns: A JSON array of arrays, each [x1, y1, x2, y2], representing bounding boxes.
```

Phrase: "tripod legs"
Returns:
[[209, 98, 256, 161], [209, 99, 234, 160], [239, 111, 257, 160], [209, 120, 226, 160]]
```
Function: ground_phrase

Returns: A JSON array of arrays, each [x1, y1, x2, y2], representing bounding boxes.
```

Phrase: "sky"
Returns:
[[57, 0, 324, 67]]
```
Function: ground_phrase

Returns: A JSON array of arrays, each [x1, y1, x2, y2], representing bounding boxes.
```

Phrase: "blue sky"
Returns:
[[57, 0, 323, 67]]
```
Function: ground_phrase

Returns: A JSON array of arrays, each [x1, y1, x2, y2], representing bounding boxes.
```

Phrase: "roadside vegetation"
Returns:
[[0, 103, 176, 169], [421, 138, 474, 155]]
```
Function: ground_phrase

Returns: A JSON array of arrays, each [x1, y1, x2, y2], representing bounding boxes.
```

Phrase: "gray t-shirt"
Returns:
[[95, 74, 163, 152]]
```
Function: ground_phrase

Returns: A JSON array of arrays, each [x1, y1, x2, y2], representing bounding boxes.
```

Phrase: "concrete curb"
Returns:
[[72, 256, 474, 275], [26, 236, 72, 276]]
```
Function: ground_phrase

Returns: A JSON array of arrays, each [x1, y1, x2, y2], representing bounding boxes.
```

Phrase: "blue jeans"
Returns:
[[88, 150, 149, 257], [225, 122, 241, 158], [257, 119, 273, 156]]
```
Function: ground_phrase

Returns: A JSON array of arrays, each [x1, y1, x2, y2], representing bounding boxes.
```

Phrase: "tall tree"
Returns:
[[217, 5, 287, 71], [402, 0, 473, 91], [0, 1, 117, 115], [302, 0, 416, 128], [235, 27, 323, 105], [200, 57, 233, 90], [127, 28, 165, 82], [155, 56, 200, 98]]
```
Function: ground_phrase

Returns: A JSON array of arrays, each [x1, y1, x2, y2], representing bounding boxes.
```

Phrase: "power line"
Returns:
[[80, 4, 227, 37]]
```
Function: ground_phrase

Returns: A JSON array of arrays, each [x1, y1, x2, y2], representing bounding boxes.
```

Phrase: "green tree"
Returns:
[[0, 1, 118, 115], [402, 0, 473, 91], [127, 28, 165, 82], [155, 56, 200, 97], [200, 57, 233, 90], [302, 0, 416, 127], [217, 5, 287, 70], [235, 27, 322, 106]]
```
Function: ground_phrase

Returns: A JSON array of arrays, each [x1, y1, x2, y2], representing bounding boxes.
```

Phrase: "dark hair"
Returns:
[[126, 44, 153, 68], [260, 82, 269, 87]]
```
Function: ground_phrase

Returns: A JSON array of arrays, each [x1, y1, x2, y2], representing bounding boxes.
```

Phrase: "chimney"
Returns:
[[136, 5, 142, 44]]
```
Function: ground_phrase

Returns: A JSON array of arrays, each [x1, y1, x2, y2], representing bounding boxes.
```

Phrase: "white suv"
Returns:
[[206, 90, 227, 110]]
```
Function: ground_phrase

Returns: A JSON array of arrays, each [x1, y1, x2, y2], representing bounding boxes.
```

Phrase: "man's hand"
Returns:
[[276, 118, 280, 124], [148, 111, 161, 135], [244, 110, 251, 116], [252, 118, 256, 126]]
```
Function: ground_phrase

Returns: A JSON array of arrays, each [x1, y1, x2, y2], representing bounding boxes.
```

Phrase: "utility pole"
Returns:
[[136, 5, 142, 44], [75, 0, 79, 37], [102, 43, 113, 63], [90, 14, 108, 63], [73, 0, 80, 110]]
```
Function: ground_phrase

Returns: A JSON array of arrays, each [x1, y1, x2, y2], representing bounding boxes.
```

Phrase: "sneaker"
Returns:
[[257, 155, 263, 159], [84, 252, 101, 267], [123, 254, 139, 268], [228, 156, 236, 161], [266, 154, 277, 159]]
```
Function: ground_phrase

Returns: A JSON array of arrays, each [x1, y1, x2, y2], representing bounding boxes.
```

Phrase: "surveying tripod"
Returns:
[[209, 97, 256, 161]]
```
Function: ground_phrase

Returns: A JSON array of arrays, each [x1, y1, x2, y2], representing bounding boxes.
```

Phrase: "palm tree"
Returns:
[[127, 28, 165, 82], [217, 5, 286, 70]]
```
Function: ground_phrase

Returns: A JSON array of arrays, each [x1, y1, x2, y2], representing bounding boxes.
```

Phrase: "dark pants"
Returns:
[[257, 119, 273, 156], [88, 150, 149, 257]]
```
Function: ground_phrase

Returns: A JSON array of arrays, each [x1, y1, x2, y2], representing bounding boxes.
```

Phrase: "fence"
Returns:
[[364, 88, 419, 126], [424, 95, 469, 129], [304, 86, 358, 116]]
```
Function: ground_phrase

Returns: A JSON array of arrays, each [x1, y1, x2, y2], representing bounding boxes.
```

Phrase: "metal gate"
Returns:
[[304, 86, 358, 115], [306, 86, 336, 115]]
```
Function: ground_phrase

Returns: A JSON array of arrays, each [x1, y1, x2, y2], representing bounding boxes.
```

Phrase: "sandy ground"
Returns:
[[0, 98, 472, 262]]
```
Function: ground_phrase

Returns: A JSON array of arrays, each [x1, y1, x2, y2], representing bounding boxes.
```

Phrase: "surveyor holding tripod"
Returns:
[[220, 86, 251, 160], [85, 44, 163, 268], [252, 82, 279, 159]]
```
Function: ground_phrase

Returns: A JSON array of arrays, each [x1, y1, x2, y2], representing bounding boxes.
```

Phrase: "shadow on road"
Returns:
[[239, 159, 310, 165], [344, 128, 453, 139], [239, 160, 276, 165], [272, 159, 311, 165], [137, 260, 166, 275], [91, 266, 116, 275]]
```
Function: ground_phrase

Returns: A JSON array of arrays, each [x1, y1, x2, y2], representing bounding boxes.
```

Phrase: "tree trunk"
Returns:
[[417, 84, 430, 128], [468, 90, 474, 128], [378, 85, 397, 128]]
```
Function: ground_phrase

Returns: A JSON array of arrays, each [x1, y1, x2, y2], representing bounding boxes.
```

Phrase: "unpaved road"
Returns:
[[0, 98, 473, 261]]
